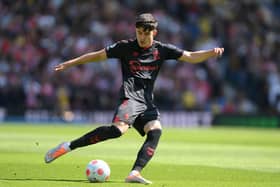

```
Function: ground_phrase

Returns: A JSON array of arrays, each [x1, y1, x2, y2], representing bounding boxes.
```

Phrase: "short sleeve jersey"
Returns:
[[106, 39, 183, 105]]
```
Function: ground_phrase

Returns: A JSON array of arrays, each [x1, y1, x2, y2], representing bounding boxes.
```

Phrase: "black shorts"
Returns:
[[112, 99, 160, 136]]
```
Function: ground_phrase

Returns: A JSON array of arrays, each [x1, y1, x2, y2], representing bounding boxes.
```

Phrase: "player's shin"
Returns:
[[69, 125, 122, 150], [132, 129, 162, 172]]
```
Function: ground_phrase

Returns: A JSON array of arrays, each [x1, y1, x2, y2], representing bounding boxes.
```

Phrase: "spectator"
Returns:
[[0, 1, 279, 114]]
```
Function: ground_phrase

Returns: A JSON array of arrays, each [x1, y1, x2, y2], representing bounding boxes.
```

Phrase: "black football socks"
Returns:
[[132, 129, 162, 172], [69, 125, 122, 150]]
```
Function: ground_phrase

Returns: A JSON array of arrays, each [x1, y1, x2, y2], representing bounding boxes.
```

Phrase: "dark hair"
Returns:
[[135, 13, 158, 31]]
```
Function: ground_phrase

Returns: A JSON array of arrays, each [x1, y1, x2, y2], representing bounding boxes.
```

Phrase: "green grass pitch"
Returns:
[[0, 123, 280, 187]]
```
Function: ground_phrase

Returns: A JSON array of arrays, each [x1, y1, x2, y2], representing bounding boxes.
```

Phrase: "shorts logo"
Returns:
[[113, 116, 120, 123], [124, 113, 129, 120]]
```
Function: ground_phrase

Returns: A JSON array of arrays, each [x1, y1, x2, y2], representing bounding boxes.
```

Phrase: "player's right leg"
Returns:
[[44, 122, 128, 163], [126, 118, 162, 184], [125, 170, 152, 184]]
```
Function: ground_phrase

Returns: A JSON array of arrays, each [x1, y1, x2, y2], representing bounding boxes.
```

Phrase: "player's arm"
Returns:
[[54, 49, 107, 71], [178, 48, 224, 64]]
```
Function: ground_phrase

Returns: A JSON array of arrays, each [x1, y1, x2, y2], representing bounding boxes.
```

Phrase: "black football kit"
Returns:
[[105, 39, 183, 135]]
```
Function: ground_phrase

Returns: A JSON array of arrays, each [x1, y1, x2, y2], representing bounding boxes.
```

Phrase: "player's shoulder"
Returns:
[[107, 39, 135, 51], [116, 38, 136, 46], [154, 40, 177, 49], [154, 40, 164, 47]]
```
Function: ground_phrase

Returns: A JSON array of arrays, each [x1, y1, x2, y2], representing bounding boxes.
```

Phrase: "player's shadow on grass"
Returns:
[[0, 178, 88, 183], [0, 178, 123, 184]]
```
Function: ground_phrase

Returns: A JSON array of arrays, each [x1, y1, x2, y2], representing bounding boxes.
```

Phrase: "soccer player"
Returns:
[[45, 13, 224, 184]]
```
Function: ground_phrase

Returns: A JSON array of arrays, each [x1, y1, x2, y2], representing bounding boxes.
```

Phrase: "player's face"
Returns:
[[136, 27, 157, 48]]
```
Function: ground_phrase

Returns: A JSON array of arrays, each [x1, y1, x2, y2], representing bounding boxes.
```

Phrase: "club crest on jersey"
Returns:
[[133, 51, 139, 57], [153, 49, 160, 60]]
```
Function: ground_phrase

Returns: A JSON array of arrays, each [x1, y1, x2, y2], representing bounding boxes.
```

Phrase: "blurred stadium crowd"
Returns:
[[0, 0, 280, 116]]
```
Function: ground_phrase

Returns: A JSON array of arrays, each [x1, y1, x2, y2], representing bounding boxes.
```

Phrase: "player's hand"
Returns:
[[54, 63, 69, 72], [213, 47, 224, 57]]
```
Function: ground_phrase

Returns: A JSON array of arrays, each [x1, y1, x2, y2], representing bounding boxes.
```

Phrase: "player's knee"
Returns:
[[112, 121, 129, 135], [144, 120, 162, 133]]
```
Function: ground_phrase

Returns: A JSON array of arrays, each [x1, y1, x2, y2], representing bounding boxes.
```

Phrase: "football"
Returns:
[[86, 159, 110, 182]]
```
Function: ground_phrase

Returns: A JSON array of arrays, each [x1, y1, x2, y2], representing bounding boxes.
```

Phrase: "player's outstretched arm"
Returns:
[[178, 47, 224, 64], [54, 49, 107, 72]]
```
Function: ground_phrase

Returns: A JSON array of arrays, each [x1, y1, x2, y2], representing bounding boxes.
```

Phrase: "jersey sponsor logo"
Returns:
[[129, 60, 159, 74]]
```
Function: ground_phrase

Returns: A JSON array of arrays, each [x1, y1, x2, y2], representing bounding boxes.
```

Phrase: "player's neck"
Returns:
[[137, 40, 154, 50]]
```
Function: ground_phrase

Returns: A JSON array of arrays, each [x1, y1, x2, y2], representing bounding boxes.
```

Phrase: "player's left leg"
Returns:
[[125, 120, 162, 184], [45, 98, 135, 164], [45, 122, 127, 163]]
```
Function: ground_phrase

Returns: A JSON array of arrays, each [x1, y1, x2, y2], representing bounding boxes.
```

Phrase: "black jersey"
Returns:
[[105, 39, 183, 104]]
